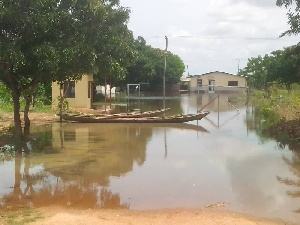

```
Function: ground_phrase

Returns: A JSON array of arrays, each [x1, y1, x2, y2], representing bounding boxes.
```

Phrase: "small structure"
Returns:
[[189, 71, 247, 93], [96, 85, 116, 96], [52, 75, 94, 109], [179, 76, 191, 93]]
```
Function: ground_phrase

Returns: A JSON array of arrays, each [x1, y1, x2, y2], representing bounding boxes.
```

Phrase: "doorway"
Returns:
[[208, 80, 215, 92]]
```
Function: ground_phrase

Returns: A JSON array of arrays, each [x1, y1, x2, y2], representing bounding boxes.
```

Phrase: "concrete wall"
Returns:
[[52, 75, 94, 109], [190, 72, 247, 92]]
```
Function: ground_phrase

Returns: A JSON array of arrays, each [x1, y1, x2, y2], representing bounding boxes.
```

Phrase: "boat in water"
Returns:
[[59, 111, 210, 123]]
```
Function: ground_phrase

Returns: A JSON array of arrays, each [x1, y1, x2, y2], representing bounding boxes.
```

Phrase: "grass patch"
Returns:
[[1, 210, 44, 225], [251, 83, 300, 128], [0, 101, 55, 114], [0, 104, 14, 113]]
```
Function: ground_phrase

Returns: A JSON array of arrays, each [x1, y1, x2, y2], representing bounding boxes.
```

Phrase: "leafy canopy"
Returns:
[[276, 0, 300, 36], [126, 36, 185, 87], [240, 45, 300, 88], [0, 0, 133, 141]]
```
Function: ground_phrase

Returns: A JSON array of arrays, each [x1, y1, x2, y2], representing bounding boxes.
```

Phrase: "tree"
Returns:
[[267, 48, 300, 85], [240, 45, 300, 88], [165, 52, 185, 84], [92, 3, 135, 87], [126, 37, 155, 85], [126, 36, 185, 88], [276, 0, 300, 36], [0, 0, 132, 148], [240, 55, 270, 89]]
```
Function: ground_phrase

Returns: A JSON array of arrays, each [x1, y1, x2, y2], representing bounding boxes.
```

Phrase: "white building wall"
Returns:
[[52, 75, 93, 109], [190, 72, 247, 92]]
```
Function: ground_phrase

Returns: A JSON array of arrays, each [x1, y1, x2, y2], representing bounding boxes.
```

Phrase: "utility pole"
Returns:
[[236, 58, 242, 75], [187, 65, 189, 77], [163, 36, 168, 112]]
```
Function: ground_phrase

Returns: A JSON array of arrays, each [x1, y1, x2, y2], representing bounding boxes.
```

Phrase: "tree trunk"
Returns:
[[23, 94, 32, 140], [24, 152, 34, 197], [13, 153, 22, 195], [23, 80, 42, 140], [104, 77, 107, 112], [11, 87, 23, 150], [109, 77, 112, 110], [60, 84, 63, 123]]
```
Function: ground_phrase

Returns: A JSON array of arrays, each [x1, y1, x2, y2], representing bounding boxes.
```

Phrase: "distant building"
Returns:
[[179, 76, 191, 93], [52, 75, 94, 109], [96, 85, 116, 95], [189, 71, 247, 93]]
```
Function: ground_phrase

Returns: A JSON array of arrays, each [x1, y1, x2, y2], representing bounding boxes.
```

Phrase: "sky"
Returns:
[[119, 0, 299, 76]]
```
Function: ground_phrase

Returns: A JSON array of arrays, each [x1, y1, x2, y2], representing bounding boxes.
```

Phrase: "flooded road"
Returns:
[[0, 93, 300, 224]]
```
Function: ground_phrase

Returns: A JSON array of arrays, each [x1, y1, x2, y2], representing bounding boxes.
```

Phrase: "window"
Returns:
[[208, 80, 215, 92], [64, 81, 75, 98], [197, 78, 202, 87], [228, 81, 238, 86]]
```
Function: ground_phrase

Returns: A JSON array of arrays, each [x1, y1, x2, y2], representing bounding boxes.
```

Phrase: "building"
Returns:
[[179, 76, 191, 93], [52, 75, 94, 109], [189, 71, 247, 93]]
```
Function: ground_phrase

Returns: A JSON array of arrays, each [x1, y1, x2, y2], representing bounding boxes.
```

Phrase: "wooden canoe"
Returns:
[[59, 111, 210, 123], [62, 108, 170, 120]]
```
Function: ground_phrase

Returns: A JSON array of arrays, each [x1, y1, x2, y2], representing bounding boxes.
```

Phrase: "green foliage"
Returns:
[[0, 83, 28, 111], [0, 0, 133, 86], [125, 36, 185, 87], [276, 0, 300, 36], [0, 82, 11, 103], [252, 89, 280, 128], [0, 82, 13, 111], [0, 0, 135, 140], [34, 82, 52, 105], [251, 83, 300, 128], [56, 96, 69, 113], [240, 45, 300, 89], [0, 82, 53, 112], [166, 52, 186, 84]]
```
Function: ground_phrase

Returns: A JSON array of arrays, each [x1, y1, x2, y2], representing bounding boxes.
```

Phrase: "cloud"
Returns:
[[120, 0, 299, 74], [207, 2, 288, 36], [229, 0, 277, 8]]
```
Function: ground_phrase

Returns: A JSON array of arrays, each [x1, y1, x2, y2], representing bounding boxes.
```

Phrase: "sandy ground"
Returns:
[[0, 112, 58, 132], [0, 108, 103, 131], [0, 112, 296, 225], [27, 207, 291, 225]]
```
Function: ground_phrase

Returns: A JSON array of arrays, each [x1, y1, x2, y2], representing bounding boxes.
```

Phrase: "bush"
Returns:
[[56, 96, 69, 113], [252, 82, 300, 127], [0, 83, 13, 111]]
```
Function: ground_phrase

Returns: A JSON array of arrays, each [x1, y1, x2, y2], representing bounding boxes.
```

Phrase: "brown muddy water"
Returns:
[[0, 93, 300, 224]]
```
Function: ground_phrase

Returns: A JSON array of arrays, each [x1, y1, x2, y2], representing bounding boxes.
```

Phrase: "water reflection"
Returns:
[[50, 123, 149, 180], [100, 91, 184, 116], [245, 102, 300, 218], [186, 93, 246, 113], [0, 121, 208, 211], [1, 93, 300, 223], [277, 153, 300, 213], [2, 152, 129, 210]]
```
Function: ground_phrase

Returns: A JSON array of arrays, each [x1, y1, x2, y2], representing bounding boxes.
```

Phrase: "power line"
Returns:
[[145, 35, 299, 41]]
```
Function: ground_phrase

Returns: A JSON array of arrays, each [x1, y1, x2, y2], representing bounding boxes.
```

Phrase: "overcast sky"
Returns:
[[119, 0, 299, 76]]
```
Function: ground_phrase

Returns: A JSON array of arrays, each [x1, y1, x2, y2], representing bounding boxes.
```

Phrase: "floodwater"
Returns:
[[1, 92, 300, 224]]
